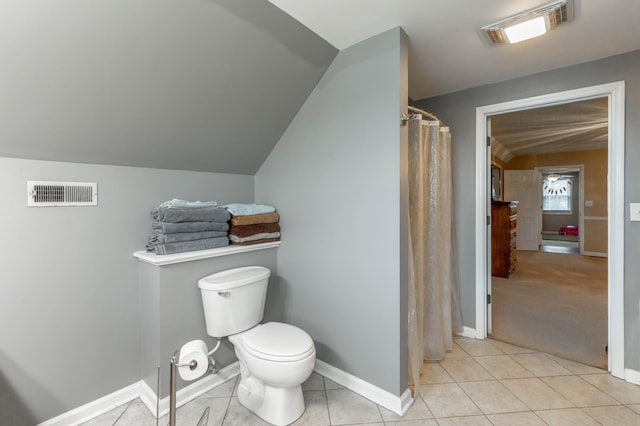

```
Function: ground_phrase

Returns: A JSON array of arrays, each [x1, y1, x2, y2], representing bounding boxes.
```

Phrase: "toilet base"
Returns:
[[237, 376, 305, 426]]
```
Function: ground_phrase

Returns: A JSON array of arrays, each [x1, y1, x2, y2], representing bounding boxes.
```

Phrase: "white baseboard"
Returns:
[[625, 368, 640, 385], [42, 358, 437, 424], [38, 363, 240, 426], [37, 382, 141, 426], [314, 359, 414, 416], [139, 362, 240, 418], [456, 326, 478, 339]]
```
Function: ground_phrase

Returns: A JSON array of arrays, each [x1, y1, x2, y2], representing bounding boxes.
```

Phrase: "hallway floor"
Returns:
[[81, 337, 640, 425]]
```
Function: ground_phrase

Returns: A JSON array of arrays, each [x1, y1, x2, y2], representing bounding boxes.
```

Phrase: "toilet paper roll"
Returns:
[[178, 339, 209, 381]]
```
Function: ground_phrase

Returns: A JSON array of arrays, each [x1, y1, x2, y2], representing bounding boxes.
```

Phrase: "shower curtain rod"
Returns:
[[407, 105, 442, 123]]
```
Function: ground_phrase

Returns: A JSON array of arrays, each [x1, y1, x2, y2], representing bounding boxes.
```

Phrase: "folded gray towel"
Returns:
[[148, 230, 228, 245], [147, 236, 229, 255], [152, 222, 229, 234], [151, 206, 230, 223]]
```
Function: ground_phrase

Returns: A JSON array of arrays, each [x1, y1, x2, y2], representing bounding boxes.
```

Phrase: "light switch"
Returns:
[[585, 200, 594, 207], [631, 203, 640, 221]]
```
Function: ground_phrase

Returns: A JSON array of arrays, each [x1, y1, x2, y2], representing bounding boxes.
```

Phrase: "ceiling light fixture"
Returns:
[[481, 0, 573, 45]]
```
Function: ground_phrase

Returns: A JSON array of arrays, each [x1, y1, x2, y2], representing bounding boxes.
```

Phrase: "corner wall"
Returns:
[[255, 28, 409, 395], [0, 157, 254, 424], [415, 49, 640, 371]]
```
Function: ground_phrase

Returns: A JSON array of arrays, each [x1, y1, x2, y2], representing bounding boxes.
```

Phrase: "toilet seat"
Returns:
[[238, 322, 315, 362]]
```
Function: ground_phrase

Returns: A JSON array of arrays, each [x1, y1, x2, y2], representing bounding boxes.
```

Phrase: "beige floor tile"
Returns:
[[580, 373, 640, 404], [541, 375, 619, 407], [323, 377, 344, 390], [301, 372, 325, 392], [454, 338, 504, 356], [534, 408, 600, 425], [474, 355, 535, 379], [628, 404, 640, 415], [439, 356, 494, 382], [488, 339, 536, 354], [80, 403, 129, 426], [419, 383, 481, 418], [511, 353, 573, 377], [221, 397, 270, 426], [447, 341, 473, 359], [582, 405, 640, 425], [384, 420, 438, 426], [326, 388, 382, 424], [501, 378, 574, 410], [113, 400, 160, 426], [420, 361, 455, 384], [379, 394, 433, 422], [174, 396, 230, 426], [547, 355, 608, 375], [458, 380, 528, 414], [486, 411, 547, 425], [435, 415, 492, 425], [291, 390, 329, 426]]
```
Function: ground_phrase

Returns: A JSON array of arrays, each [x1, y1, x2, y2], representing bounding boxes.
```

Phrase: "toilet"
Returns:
[[198, 266, 316, 426]]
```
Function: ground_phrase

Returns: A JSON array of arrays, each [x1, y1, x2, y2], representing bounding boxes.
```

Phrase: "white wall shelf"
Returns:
[[133, 241, 281, 266]]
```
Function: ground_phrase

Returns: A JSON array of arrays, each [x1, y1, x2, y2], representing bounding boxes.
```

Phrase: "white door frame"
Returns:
[[474, 81, 625, 379]]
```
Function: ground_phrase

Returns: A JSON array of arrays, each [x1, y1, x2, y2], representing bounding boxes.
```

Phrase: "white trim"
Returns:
[[140, 362, 240, 418], [625, 368, 640, 386], [314, 359, 414, 416], [37, 382, 141, 426], [39, 363, 240, 426], [133, 241, 281, 266], [583, 251, 608, 258], [475, 81, 625, 379], [456, 326, 479, 339]]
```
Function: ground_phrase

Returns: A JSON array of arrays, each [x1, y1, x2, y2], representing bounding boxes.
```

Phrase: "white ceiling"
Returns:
[[268, 0, 640, 100]]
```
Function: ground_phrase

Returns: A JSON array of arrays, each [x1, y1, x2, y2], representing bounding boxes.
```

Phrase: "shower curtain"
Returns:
[[407, 116, 463, 391]]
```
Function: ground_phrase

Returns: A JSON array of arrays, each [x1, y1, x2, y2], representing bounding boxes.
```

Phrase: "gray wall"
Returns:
[[255, 28, 409, 396], [415, 50, 640, 371], [0, 157, 254, 424]]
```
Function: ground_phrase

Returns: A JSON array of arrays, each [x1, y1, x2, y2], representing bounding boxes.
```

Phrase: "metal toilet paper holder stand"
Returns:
[[157, 339, 221, 426]]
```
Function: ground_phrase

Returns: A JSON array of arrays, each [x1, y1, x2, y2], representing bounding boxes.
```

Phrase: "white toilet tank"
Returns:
[[198, 266, 270, 338]]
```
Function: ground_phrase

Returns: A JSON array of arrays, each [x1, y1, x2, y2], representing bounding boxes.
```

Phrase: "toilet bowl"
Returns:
[[230, 322, 315, 425], [198, 266, 316, 426]]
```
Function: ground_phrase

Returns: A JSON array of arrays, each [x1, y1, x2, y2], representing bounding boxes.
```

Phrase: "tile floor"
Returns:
[[81, 337, 640, 425]]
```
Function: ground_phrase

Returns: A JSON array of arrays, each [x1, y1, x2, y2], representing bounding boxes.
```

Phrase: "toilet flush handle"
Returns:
[[217, 291, 231, 297]]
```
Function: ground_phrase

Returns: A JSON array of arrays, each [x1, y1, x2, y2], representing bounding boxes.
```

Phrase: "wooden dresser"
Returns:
[[491, 200, 518, 278]]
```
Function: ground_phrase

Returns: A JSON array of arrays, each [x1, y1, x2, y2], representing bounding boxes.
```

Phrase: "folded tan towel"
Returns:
[[229, 237, 281, 246], [229, 212, 280, 226], [228, 222, 280, 238]]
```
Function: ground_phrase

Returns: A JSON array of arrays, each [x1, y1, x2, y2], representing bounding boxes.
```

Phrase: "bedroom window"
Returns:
[[542, 175, 572, 213]]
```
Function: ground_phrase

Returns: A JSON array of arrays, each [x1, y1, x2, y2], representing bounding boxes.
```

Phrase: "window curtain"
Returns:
[[407, 116, 463, 391]]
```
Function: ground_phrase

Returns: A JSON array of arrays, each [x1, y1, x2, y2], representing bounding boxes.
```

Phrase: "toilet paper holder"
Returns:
[[165, 338, 221, 426]]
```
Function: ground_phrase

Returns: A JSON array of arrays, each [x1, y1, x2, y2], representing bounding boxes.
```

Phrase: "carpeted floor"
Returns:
[[490, 250, 608, 369]]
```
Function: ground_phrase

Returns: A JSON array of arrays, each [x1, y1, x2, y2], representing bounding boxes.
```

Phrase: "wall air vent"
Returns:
[[27, 181, 98, 207]]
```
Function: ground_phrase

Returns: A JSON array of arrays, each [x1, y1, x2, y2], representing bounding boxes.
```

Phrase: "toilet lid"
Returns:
[[240, 322, 315, 362]]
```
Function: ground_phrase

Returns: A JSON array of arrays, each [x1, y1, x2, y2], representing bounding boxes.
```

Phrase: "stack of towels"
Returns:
[[147, 199, 230, 255], [224, 203, 281, 246]]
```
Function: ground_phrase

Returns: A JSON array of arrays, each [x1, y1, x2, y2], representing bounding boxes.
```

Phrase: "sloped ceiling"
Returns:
[[1, 1, 637, 174], [0, 0, 337, 174], [491, 97, 609, 162]]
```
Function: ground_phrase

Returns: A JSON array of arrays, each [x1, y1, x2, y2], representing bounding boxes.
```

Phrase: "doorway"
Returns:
[[474, 81, 626, 378]]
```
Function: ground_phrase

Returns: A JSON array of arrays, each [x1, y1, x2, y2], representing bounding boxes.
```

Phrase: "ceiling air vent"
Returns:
[[27, 181, 98, 207]]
